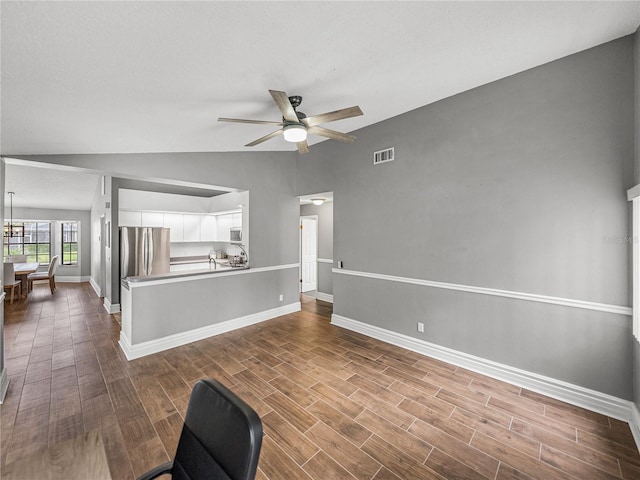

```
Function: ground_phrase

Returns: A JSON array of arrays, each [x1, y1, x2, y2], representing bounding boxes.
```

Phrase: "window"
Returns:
[[3, 222, 51, 263], [62, 222, 78, 265]]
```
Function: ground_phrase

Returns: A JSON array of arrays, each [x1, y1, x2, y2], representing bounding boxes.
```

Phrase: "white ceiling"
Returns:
[[2, 1, 639, 157], [1, 1, 640, 210], [4, 162, 101, 211]]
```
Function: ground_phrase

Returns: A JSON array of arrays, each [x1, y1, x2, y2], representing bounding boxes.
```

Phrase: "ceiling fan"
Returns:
[[218, 90, 363, 154]]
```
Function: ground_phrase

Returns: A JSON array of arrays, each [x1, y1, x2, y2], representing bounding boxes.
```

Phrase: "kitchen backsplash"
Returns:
[[170, 242, 227, 258]]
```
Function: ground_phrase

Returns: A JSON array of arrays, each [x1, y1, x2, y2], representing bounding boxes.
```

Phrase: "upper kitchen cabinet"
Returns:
[[216, 214, 233, 242], [163, 213, 184, 242], [141, 211, 164, 227], [117, 188, 249, 244], [201, 215, 217, 242], [183, 214, 201, 242], [119, 210, 142, 227]]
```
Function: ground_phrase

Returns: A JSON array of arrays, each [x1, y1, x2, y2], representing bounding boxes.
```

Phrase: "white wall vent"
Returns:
[[373, 147, 394, 165]]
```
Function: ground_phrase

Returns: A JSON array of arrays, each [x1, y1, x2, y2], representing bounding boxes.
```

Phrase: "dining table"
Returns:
[[13, 262, 40, 295]]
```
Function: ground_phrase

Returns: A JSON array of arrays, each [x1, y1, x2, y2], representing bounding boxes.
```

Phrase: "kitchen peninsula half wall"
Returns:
[[119, 264, 299, 360]]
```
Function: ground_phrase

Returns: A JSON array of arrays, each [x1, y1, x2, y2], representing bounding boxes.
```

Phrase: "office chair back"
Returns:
[[137, 379, 263, 480]]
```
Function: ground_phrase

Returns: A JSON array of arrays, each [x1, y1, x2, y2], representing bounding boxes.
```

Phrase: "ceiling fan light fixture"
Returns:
[[311, 198, 325, 206], [283, 124, 307, 143]]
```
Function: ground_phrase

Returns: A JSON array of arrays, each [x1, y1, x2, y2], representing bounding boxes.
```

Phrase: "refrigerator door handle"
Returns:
[[141, 228, 148, 276], [121, 229, 129, 278], [147, 228, 154, 275]]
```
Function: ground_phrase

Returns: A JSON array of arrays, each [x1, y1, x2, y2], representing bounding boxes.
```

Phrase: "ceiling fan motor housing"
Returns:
[[288, 95, 302, 108], [284, 96, 306, 123]]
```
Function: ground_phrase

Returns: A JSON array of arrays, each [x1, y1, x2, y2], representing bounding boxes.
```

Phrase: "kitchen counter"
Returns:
[[123, 263, 248, 285]]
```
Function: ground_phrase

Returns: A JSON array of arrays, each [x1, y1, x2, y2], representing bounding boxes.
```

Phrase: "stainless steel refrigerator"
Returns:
[[120, 227, 171, 278]]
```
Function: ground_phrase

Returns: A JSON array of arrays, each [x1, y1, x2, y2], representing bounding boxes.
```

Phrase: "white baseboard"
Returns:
[[331, 314, 634, 422], [119, 302, 302, 360], [316, 292, 333, 303], [56, 275, 91, 283], [89, 277, 102, 297], [103, 298, 121, 314], [0, 367, 8, 404], [631, 403, 640, 453]]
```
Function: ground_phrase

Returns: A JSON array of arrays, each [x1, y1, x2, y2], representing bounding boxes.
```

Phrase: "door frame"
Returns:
[[100, 214, 107, 298], [299, 215, 318, 294]]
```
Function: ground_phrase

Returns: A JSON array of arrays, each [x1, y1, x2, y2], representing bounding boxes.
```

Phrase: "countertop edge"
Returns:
[[124, 265, 249, 284]]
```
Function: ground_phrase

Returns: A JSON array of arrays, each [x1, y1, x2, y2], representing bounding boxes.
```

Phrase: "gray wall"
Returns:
[[301, 201, 334, 295], [635, 340, 640, 413], [0, 158, 5, 399], [131, 268, 298, 343], [634, 28, 640, 413], [8, 207, 91, 277], [297, 36, 635, 399]]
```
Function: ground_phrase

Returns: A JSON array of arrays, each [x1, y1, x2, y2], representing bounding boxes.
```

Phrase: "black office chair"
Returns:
[[138, 379, 263, 480]]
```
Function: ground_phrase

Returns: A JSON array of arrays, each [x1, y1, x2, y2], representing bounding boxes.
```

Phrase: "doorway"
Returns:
[[299, 215, 318, 293]]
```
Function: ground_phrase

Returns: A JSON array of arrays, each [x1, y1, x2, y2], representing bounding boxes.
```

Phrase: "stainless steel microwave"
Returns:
[[230, 227, 242, 244]]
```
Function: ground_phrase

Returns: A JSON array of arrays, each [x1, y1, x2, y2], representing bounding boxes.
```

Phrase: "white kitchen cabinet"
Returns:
[[163, 213, 184, 242], [122, 210, 237, 243], [200, 215, 217, 241], [141, 211, 165, 227], [119, 210, 142, 227], [183, 214, 201, 242], [216, 214, 233, 242]]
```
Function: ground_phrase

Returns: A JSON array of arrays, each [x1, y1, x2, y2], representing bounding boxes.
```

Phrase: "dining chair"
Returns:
[[27, 255, 59, 294], [9, 255, 27, 263], [3, 262, 22, 304], [137, 379, 263, 480]]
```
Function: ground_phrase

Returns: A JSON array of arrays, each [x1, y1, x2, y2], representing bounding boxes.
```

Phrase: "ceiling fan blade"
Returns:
[[245, 129, 283, 147], [296, 141, 309, 154], [269, 90, 299, 123], [302, 106, 363, 127], [218, 117, 284, 126], [307, 126, 356, 142]]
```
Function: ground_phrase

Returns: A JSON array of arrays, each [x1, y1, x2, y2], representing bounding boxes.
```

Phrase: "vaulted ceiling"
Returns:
[[3, 1, 639, 157]]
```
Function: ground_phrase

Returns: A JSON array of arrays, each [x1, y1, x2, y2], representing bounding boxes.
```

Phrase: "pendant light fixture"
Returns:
[[4, 192, 23, 238]]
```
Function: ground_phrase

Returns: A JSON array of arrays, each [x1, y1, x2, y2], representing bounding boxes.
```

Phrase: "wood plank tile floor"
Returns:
[[2, 284, 640, 479]]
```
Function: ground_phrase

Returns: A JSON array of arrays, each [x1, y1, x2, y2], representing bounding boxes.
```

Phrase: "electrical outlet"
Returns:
[[279, 294, 283, 302], [417, 322, 424, 333]]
